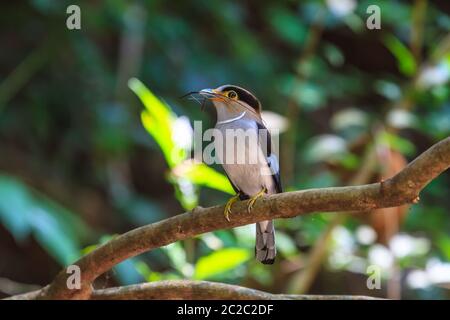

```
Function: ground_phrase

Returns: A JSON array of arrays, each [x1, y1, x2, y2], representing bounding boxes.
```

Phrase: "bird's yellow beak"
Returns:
[[199, 88, 226, 102]]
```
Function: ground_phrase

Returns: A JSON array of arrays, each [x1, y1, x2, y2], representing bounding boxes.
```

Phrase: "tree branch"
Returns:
[[7, 280, 380, 300], [12, 137, 450, 299], [90, 280, 381, 300]]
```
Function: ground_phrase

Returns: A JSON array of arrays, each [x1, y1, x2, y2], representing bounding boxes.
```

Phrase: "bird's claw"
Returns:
[[247, 187, 267, 214], [224, 194, 240, 222]]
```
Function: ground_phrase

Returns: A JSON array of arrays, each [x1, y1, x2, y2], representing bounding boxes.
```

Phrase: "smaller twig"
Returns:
[[0, 278, 41, 296]]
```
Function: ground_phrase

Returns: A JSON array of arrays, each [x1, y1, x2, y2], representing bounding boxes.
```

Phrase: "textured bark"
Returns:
[[7, 280, 381, 300], [90, 280, 381, 300], [6, 137, 449, 300]]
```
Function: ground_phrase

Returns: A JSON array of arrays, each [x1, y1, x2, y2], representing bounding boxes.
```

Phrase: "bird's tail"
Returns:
[[255, 220, 276, 264]]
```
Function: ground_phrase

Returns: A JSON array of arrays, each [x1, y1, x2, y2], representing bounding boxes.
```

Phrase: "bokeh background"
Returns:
[[1, 0, 449, 299]]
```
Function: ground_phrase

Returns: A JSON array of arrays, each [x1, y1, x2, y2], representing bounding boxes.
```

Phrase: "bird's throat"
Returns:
[[216, 111, 246, 125]]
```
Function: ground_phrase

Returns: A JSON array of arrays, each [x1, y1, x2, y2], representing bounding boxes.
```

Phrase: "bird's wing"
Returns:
[[223, 170, 245, 196], [256, 122, 282, 193]]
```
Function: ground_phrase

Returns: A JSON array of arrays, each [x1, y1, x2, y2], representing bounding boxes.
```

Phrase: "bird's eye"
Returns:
[[227, 90, 238, 99]]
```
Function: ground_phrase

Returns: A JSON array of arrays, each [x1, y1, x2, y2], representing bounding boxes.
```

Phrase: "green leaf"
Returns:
[[194, 248, 251, 280], [0, 176, 33, 241], [29, 208, 81, 264], [379, 131, 416, 156], [134, 260, 153, 280], [337, 152, 360, 170], [267, 7, 307, 47], [129, 78, 185, 167], [0, 174, 91, 265], [174, 162, 234, 195], [437, 235, 450, 261], [384, 35, 416, 76]]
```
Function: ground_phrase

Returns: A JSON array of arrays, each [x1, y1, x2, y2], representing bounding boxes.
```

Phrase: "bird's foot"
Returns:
[[247, 187, 267, 213], [224, 194, 240, 222]]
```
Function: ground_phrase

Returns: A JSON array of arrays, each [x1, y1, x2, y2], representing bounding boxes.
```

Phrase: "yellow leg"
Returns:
[[247, 187, 267, 213], [224, 194, 240, 222]]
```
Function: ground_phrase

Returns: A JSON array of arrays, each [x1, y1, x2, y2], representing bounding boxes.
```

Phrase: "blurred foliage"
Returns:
[[0, 175, 91, 265], [0, 0, 449, 299]]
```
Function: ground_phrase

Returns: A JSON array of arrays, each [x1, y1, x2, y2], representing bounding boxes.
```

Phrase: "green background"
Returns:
[[0, 0, 449, 299]]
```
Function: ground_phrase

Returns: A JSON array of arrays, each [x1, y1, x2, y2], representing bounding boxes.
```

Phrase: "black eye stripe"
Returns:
[[222, 86, 260, 111]]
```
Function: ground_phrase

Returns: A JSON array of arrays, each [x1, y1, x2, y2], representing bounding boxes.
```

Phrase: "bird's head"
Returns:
[[198, 85, 262, 119]]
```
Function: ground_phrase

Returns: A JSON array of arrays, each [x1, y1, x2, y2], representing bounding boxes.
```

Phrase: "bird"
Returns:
[[198, 85, 282, 264]]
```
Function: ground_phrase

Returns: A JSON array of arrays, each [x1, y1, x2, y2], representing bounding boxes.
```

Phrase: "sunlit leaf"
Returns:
[[129, 78, 185, 167], [134, 260, 152, 280], [81, 244, 98, 255], [81, 234, 117, 255], [194, 248, 251, 280], [384, 35, 416, 76], [173, 180, 198, 211], [437, 235, 450, 261], [140, 110, 181, 167], [172, 161, 234, 195], [148, 272, 164, 282]]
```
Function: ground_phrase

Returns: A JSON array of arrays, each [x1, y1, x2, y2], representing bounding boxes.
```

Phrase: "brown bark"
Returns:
[[90, 280, 381, 300]]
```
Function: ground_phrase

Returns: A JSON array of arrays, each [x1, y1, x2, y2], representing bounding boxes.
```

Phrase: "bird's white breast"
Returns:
[[214, 119, 277, 196]]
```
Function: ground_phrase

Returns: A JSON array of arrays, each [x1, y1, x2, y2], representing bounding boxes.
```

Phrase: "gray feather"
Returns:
[[255, 220, 276, 264]]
